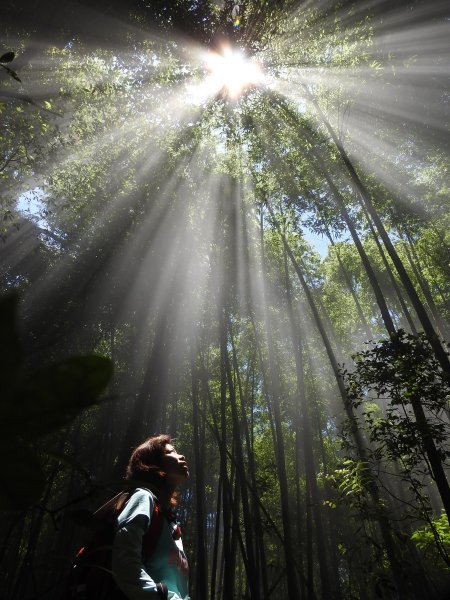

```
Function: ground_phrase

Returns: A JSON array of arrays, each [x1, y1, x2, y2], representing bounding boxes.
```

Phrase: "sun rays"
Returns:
[[204, 46, 264, 99], [1, 5, 450, 598], [3, 0, 448, 369]]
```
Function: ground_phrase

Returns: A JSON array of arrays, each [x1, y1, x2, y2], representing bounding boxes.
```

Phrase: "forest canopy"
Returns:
[[1, 1, 449, 599]]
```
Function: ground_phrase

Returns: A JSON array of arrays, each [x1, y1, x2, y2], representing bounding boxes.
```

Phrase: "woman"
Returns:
[[112, 435, 190, 600]]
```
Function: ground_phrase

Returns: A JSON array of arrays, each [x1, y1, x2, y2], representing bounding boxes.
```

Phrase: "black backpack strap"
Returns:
[[94, 492, 130, 520]]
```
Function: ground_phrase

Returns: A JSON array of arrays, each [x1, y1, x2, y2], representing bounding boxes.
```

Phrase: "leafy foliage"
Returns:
[[0, 1, 449, 598], [411, 511, 450, 570], [343, 330, 450, 474]]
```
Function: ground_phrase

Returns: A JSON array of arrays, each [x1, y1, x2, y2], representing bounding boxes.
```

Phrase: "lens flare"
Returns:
[[205, 47, 263, 98]]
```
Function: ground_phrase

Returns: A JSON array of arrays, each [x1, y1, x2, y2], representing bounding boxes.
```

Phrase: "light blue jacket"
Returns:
[[112, 488, 190, 600]]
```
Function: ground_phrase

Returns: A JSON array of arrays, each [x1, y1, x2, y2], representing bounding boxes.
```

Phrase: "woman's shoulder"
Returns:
[[117, 487, 156, 527], [132, 487, 157, 500]]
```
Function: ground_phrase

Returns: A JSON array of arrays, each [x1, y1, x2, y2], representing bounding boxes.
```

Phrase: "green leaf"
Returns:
[[0, 439, 44, 510], [0, 52, 15, 63], [0, 355, 113, 439]]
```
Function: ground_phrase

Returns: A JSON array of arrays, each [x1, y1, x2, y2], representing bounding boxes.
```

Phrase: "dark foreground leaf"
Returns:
[[0, 439, 44, 510], [0, 292, 21, 396], [0, 292, 113, 510], [0, 52, 15, 63], [1, 356, 113, 439], [0, 64, 21, 82]]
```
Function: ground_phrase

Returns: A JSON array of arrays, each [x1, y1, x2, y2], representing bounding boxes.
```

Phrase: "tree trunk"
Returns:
[[400, 228, 449, 339], [283, 243, 332, 599], [361, 207, 418, 334], [305, 89, 450, 376], [409, 392, 450, 523], [259, 207, 301, 599], [219, 310, 234, 600], [191, 355, 208, 600], [266, 202, 418, 599], [223, 330, 260, 598], [230, 328, 269, 599], [324, 228, 373, 339]]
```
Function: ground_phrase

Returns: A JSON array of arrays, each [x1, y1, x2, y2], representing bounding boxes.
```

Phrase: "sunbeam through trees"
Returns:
[[1, 1, 449, 599]]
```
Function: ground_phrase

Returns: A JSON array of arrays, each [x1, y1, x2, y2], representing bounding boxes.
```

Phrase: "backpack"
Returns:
[[63, 491, 164, 600]]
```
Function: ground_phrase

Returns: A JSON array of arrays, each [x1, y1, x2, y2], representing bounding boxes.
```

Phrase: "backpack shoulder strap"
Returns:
[[95, 491, 129, 520], [141, 497, 164, 562]]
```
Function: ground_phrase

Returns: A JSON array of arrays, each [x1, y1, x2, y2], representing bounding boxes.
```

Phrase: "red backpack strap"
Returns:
[[141, 498, 164, 563]]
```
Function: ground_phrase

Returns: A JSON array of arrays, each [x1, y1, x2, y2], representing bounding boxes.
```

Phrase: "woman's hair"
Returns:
[[122, 434, 178, 507]]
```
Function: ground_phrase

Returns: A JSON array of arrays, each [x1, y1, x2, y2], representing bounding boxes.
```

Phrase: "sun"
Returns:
[[205, 47, 263, 99]]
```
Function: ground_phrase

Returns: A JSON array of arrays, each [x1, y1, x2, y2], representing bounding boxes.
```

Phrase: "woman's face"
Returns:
[[160, 443, 189, 486]]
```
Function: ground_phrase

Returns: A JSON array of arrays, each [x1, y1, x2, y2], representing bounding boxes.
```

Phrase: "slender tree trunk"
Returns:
[[204, 376, 223, 600], [408, 392, 450, 523], [400, 228, 449, 338], [283, 243, 332, 599], [113, 304, 174, 480], [259, 207, 301, 599], [360, 207, 418, 334], [219, 310, 234, 600], [272, 100, 397, 336], [294, 440, 308, 600], [210, 478, 222, 600], [324, 228, 373, 339], [223, 333, 260, 598], [316, 414, 343, 600], [266, 202, 417, 599], [306, 146, 397, 336], [191, 355, 208, 600], [304, 89, 450, 376], [230, 328, 269, 599], [228, 448, 242, 589], [10, 462, 60, 600]]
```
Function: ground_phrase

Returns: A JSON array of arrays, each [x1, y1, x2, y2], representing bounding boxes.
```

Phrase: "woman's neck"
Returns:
[[145, 484, 175, 509]]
